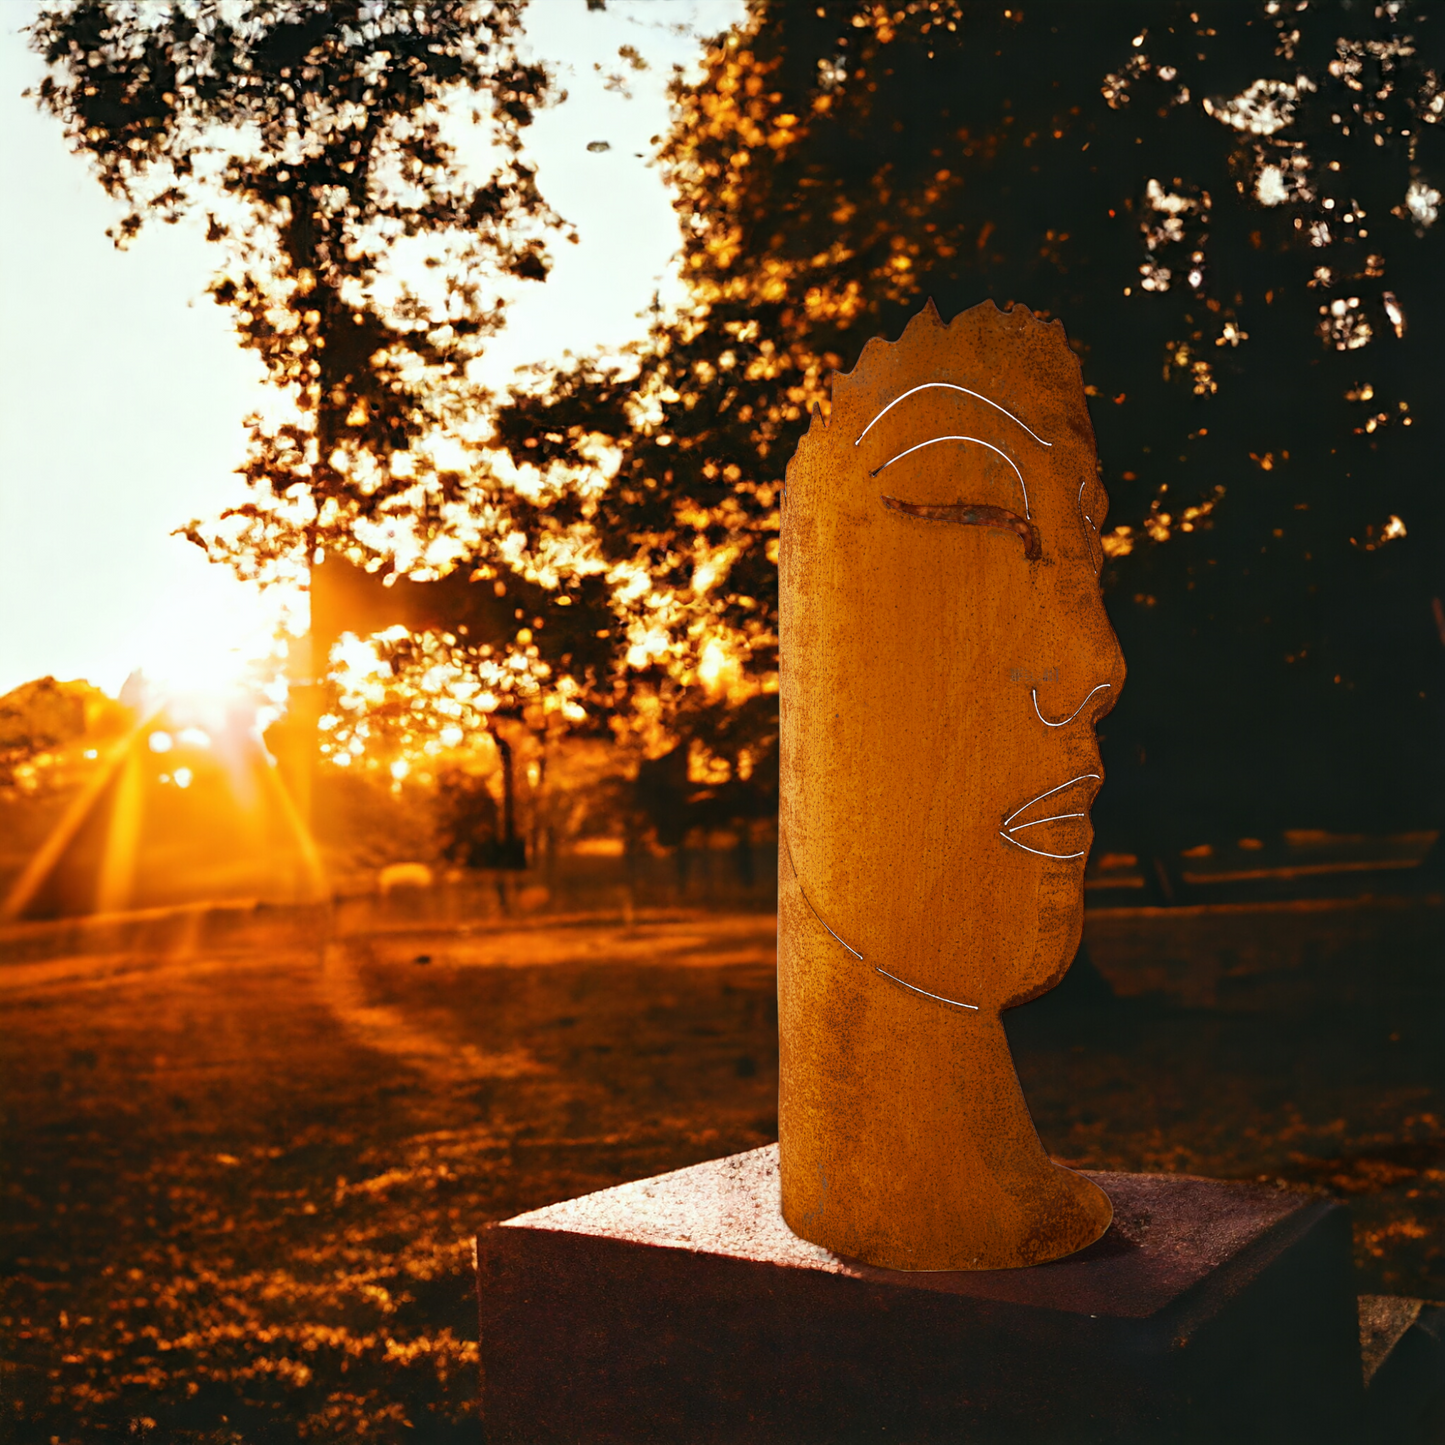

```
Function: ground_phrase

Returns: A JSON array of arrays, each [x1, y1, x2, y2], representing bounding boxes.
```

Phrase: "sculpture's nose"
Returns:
[[1095, 610, 1126, 699], [1031, 577, 1125, 727]]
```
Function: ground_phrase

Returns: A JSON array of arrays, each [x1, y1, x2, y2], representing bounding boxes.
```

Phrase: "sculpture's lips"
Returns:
[[998, 772, 1101, 862]]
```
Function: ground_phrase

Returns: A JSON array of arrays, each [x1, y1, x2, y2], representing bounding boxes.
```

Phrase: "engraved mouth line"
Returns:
[[1009, 811, 1086, 831], [999, 773, 1101, 861], [784, 841, 980, 1012]]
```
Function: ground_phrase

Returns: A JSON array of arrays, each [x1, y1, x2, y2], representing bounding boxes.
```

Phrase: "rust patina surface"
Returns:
[[778, 298, 1125, 1270]]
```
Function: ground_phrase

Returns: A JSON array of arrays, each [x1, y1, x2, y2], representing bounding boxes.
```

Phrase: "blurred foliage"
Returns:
[[0, 677, 85, 756], [0, 677, 133, 790], [28, 0, 619, 724], [31, 0, 552, 565], [32, 0, 1445, 843], [435, 767, 502, 869], [311, 554, 618, 752], [493, 0, 1445, 841]]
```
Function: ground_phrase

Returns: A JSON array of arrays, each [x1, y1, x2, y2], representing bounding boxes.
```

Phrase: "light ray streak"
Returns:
[[855, 383, 1052, 449], [94, 750, 144, 914], [1031, 683, 1112, 728], [0, 709, 161, 923], [256, 756, 328, 902], [870, 436, 1031, 518]]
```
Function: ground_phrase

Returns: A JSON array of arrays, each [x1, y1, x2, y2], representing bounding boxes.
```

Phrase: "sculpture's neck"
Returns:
[[905, 1004, 1056, 1182], [778, 883, 1112, 1270]]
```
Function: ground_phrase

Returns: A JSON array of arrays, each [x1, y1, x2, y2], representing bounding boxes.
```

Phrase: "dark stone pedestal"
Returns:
[[476, 1144, 1363, 1444]]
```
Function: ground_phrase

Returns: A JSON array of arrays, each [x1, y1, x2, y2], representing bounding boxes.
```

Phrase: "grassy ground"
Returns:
[[1, 907, 1441, 1442]]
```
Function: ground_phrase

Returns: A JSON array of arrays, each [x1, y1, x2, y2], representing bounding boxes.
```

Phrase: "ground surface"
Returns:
[[1, 905, 1441, 1442]]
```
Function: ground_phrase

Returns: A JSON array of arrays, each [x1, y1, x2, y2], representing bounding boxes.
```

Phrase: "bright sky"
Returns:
[[0, 0, 742, 700]]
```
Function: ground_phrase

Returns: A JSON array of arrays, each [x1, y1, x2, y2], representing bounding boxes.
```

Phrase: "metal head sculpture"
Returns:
[[778, 299, 1126, 1271]]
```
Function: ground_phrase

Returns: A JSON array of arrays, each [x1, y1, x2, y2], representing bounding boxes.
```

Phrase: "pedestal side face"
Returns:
[[778, 300, 1124, 1269], [477, 1152, 1365, 1445]]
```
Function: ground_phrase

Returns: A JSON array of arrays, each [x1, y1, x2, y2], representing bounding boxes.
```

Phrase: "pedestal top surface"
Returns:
[[499, 1144, 1317, 1319]]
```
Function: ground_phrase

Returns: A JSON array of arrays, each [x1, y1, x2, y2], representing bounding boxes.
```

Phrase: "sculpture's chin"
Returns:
[[1000, 858, 1088, 1010]]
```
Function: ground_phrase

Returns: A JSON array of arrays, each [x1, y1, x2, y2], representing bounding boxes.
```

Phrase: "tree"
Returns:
[[308, 550, 616, 862], [492, 0, 1445, 847], [0, 677, 125, 789], [30, 0, 617, 717]]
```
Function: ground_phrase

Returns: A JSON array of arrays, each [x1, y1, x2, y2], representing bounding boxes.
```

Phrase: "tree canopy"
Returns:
[[492, 0, 1445, 843], [33, 1, 611, 674], [34, 0, 1445, 844]]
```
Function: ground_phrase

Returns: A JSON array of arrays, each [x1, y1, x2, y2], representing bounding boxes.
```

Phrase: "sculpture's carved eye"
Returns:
[[881, 496, 1040, 560], [872, 433, 1040, 559], [869, 435, 1031, 520]]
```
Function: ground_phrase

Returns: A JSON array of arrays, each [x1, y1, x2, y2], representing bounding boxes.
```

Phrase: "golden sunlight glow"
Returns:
[[696, 635, 742, 698], [95, 751, 144, 914], [104, 562, 303, 711]]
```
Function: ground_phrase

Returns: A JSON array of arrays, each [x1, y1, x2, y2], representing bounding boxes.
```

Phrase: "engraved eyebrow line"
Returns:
[[874, 965, 981, 1012], [1032, 683, 1112, 728], [854, 383, 1053, 450], [870, 436, 1031, 519], [1002, 773, 1101, 829]]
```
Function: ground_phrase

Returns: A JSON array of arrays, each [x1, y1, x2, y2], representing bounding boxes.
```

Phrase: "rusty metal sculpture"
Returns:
[[778, 299, 1126, 1271]]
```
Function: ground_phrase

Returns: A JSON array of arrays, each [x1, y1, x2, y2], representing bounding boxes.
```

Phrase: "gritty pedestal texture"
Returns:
[[475, 1144, 1364, 1444]]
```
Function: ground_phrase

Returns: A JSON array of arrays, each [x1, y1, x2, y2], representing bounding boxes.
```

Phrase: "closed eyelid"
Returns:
[[870, 435, 1030, 518], [880, 495, 1041, 560]]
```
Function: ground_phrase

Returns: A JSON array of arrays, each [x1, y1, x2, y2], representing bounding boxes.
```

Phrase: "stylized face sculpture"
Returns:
[[778, 300, 1125, 1271]]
